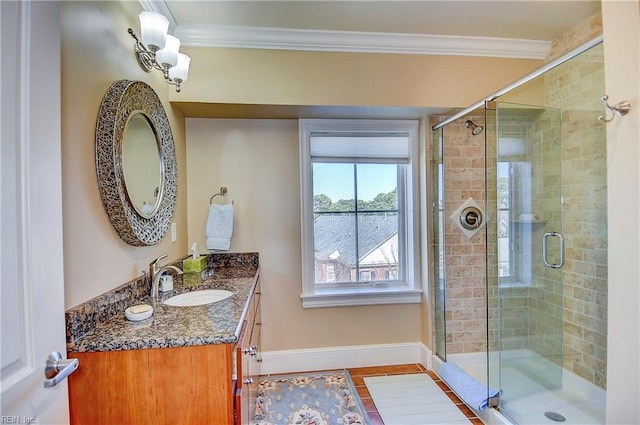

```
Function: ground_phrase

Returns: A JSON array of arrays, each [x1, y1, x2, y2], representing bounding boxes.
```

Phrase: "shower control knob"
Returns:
[[460, 206, 483, 230]]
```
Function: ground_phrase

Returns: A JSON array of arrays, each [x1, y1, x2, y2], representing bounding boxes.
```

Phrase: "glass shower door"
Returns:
[[431, 127, 446, 361], [491, 101, 564, 424]]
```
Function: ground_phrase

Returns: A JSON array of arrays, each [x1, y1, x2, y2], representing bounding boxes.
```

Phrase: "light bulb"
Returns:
[[139, 11, 168, 52], [169, 53, 191, 83], [155, 35, 180, 69]]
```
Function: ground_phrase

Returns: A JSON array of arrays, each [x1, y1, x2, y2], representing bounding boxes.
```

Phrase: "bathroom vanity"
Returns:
[[65, 255, 261, 425]]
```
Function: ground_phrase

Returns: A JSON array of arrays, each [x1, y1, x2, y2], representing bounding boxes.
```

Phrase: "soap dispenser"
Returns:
[[183, 242, 206, 273]]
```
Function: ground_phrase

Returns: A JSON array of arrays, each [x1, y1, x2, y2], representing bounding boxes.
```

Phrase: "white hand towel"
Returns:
[[206, 203, 234, 251]]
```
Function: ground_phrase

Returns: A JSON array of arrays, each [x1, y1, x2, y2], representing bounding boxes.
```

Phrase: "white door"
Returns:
[[1, 2, 70, 424]]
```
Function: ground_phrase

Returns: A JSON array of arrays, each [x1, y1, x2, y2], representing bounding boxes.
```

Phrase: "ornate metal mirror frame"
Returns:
[[95, 80, 177, 246]]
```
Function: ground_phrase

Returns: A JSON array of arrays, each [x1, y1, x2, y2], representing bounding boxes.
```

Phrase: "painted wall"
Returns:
[[172, 47, 542, 110], [601, 1, 640, 422], [185, 118, 422, 350], [61, 1, 188, 308]]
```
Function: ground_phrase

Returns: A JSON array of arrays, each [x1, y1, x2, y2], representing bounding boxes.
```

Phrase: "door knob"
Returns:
[[44, 351, 79, 388]]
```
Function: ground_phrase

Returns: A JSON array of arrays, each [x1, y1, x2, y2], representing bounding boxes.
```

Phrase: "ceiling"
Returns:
[[163, 1, 600, 43]]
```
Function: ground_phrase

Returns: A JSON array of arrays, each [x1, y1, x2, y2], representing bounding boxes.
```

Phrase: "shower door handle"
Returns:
[[542, 232, 564, 269]]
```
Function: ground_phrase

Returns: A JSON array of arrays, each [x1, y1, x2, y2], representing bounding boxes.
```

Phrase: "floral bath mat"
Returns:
[[254, 370, 369, 424]]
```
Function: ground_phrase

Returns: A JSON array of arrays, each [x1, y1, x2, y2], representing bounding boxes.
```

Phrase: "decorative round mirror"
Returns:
[[95, 80, 177, 246]]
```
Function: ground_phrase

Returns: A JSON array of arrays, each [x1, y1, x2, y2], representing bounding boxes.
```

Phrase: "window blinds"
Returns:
[[309, 133, 410, 163]]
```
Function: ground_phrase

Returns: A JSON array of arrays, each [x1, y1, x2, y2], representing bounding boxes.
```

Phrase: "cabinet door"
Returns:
[[239, 280, 261, 424], [69, 345, 233, 425], [238, 349, 252, 424], [237, 319, 252, 425], [245, 290, 261, 424]]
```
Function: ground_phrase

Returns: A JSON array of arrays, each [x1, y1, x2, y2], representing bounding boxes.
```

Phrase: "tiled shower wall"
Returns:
[[504, 108, 565, 367], [432, 114, 488, 354], [545, 12, 602, 62], [544, 43, 607, 388], [489, 109, 564, 359]]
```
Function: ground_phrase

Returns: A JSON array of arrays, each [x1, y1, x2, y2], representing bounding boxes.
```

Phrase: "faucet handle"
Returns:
[[150, 254, 168, 272]]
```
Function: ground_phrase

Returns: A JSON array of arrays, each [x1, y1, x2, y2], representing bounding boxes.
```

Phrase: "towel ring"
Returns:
[[210, 186, 234, 205]]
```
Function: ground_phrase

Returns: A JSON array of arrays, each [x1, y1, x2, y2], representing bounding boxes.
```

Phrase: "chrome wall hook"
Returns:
[[598, 95, 631, 122]]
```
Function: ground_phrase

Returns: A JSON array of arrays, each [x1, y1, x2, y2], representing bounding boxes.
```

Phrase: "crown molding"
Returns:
[[175, 24, 550, 59], [141, 0, 178, 32]]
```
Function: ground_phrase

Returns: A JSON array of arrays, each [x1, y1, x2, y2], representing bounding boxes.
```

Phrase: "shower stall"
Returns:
[[431, 37, 607, 425]]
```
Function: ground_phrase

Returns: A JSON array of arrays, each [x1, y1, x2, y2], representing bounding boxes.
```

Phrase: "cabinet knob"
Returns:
[[257, 357, 263, 363], [243, 346, 258, 355]]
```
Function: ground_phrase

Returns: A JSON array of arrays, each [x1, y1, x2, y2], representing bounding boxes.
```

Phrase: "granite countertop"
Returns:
[[68, 265, 259, 353]]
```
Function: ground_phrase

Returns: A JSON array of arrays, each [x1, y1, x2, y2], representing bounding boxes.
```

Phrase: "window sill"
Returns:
[[300, 287, 422, 308], [498, 279, 532, 288]]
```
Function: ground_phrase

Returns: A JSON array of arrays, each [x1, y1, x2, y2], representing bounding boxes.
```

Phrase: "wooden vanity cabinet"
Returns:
[[68, 344, 235, 424], [67, 279, 261, 425]]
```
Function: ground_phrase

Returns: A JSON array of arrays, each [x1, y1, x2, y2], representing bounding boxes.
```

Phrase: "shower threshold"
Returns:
[[433, 351, 605, 425]]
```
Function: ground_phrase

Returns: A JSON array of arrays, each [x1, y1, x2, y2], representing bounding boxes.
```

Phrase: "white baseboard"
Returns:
[[259, 342, 432, 375]]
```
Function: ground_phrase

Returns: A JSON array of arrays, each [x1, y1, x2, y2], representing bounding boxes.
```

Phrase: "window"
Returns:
[[326, 264, 336, 282], [359, 270, 372, 281], [299, 119, 421, 308], [386, 268, 398, 280], [497, 162, 512, 278], [497, 159, 533, 286]]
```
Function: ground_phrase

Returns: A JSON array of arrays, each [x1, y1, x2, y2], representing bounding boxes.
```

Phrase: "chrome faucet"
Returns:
[[149, 254, 183, 303]]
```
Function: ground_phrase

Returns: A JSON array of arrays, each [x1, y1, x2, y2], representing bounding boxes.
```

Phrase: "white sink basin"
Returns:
[[164, 289, 233, 307]]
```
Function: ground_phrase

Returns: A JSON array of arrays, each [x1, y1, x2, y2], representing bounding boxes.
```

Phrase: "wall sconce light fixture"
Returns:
[[127, 11, 191, 93]]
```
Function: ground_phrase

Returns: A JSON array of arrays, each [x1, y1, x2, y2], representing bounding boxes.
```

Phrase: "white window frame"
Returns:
[[299, 119, 422, 308]]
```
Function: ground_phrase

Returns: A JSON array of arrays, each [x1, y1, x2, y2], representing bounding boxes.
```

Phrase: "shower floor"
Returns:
[[442, 351, 605, 425]]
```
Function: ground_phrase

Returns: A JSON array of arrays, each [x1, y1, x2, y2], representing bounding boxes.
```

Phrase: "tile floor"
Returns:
[[347, 363, 484, 424]]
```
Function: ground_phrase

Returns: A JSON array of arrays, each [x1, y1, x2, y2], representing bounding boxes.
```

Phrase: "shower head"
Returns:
[[465, 120, 484, 136]]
